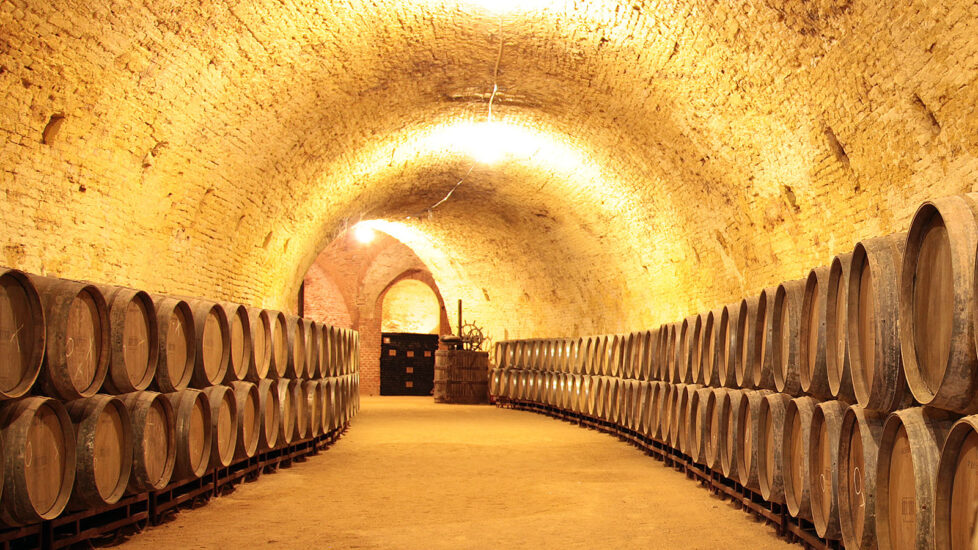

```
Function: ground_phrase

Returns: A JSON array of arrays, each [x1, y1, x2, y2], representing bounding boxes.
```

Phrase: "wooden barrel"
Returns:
[[31, 276, 110, 400], [801, 267, 833, 399], [608, 377, 623, 423], [773, 279, 806, 395], [245, 307, 272, 383], [256, 380, 280, 451], [735, 297, 758, 388], [667, 323, 680, 382], [877, 407, 957, 550], [936, 414, 978, 550], [220, 303, 252, 384], [901, 195, 978, 414], [268, 311, 289, 379], [678, 316, 695, 383], [621, 333, 635, 379], [679, 384, 703, 455], [809, 399, 847, 539], [838, 405, 886, 550], [783, 396, 817, 520], [201, 385, 236, 469], [317, 379, 331, 432], [435, 350, 490, 404], [305, 319, 320, 379], [689, 387, 712, 464], [164, 389, 212, 481], [661, 383, 678, 447], [275, 379, 297, 445], [302, 380, 323, 437], [101, 287, 158, 394], [753, 286, 779, 391], [827, 253, 856, 403], [0, 397, 75, 525], [849, 234, 913, 412], [182, 300, 229, 389], [651, 330, 664, 381], [716, 303, 739, 388], [230, 381, 260, 459], [607, 335, 622, 378], [0, 269, 44, 399], [758, 392, 792, 503], [690, 315, 704, 384], [65, 395, 132, 510], [701, 309, 720, 387], [151, 297, 194, 392], [735, 389, 773, 491], [718, 388, 743, 479], [703, 388, 730, 470], [634, 381, 650, 433], [285, 315, 307, 379], [667, 383, 686, 449], [636, 331, 652, 381], [120, 391, 175, 493]]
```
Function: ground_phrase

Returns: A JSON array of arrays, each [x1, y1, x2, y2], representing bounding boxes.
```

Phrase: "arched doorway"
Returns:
[[377, 275, 447, 396]]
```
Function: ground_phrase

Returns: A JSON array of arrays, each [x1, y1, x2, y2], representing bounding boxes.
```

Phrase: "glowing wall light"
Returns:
[[353, 222, 376, 244]]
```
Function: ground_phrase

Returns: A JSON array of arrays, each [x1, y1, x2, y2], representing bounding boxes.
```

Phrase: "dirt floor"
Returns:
[[120, 397, 797, 549]]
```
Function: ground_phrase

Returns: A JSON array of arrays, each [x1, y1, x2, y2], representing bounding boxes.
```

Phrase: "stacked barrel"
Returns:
[[491, 193, 978, 550], [0, 269, 359, 527]]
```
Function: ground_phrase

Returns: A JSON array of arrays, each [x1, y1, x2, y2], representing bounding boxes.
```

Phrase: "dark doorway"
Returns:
[[380, 333, 438, 396]]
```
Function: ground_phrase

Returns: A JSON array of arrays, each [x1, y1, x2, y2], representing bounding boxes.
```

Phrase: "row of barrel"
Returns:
[[491, 371, 976, 550], [497, 193, 978, 417], [0, 267, 361, 527], [0, 268, 360, 400]]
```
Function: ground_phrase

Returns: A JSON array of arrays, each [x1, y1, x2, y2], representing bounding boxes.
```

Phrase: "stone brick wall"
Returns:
[[303, 229, 452, 395], [2, 1, 978, 360]]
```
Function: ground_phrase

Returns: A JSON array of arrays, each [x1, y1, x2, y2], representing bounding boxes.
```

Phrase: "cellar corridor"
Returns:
[[120, 397, 793, 550]]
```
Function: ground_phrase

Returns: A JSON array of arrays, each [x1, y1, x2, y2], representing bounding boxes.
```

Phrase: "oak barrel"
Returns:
[[736, 297, 758, 388], [186, 300, 230, 388], [753, 286, 779, 391], [849, 234, 913, 412], [120, 391, 175, 493], [101, 287, 158, 394], [718, 388, 743, 479], [773, 279, 806, 395], [0, 269, 45, 398], [809, 399, 846, 539], [758, 392, 791, 503], [304, 319, 320, 379], [717, 303, 739, 388], [230, 381, 260, 459], [285, 315, 307, 379], [704, 387, 730, 470], [689, 387, 712, 464], [151, 297, 194, 392], [900, 195, 978, 414], [827, 253, 856, 403], [256, 379, 280, 451], [0, 397, 76, 525], [275, 379, 297, 446], [164, 389, 212, 481], [245, 307, 272, 381], [801, 266, 833, 399], [736, 389, 772, 492], [201, 385, 237, 469], [293, 378, 311, 440], [268, 311, 289, 379], [783, 396, 817, 520], [65, 394, 132, 510], [31, 276, 110, 400], [701, 310, 720, 387], [876, 407, 956, 550], [302, 380, 323, 437], [838, 405, 886, 550], [936, 414, 978, 550], [220, 303, 252, 384]]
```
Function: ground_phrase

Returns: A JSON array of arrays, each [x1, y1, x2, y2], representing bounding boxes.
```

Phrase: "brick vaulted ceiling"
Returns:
[[3, 1, 978, 340]]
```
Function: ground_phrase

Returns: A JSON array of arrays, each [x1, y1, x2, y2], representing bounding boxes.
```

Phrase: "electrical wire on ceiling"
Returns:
[[414, 17, 506, 221]]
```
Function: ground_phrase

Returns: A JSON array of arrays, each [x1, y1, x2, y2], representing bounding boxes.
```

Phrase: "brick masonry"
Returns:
[[1, 1, 977, 367]]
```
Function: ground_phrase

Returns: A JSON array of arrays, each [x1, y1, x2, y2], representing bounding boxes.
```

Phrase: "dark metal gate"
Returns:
[[380, 333, 439, 396]]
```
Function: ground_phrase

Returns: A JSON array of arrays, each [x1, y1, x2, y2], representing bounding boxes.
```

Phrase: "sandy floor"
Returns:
[[120, 397, 795, 549]]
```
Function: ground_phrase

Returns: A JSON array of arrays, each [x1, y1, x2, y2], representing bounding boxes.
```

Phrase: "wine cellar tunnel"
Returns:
[[3, 0, 978, 548]]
